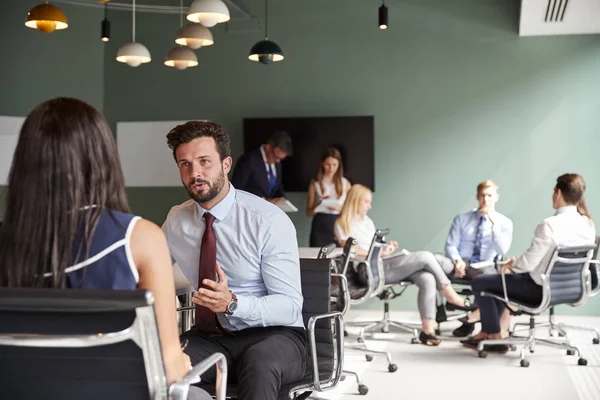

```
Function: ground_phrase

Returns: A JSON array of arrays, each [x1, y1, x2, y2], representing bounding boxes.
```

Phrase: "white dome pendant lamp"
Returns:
[[165, 0, 199, 70], [187, 0, 230, 28], [116, 0, 151, 67]]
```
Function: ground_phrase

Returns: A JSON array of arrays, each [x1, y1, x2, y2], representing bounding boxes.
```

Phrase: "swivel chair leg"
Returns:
[[342, 370, 369, 395]]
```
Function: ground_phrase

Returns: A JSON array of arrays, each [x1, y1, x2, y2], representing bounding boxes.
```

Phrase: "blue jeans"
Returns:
[[472, 273, 543, 334]]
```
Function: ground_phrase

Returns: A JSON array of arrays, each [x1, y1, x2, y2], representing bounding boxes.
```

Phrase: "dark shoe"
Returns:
[[435, 304, 447, 323], [460, 336, 482, 348], [419, 331, 442, 346], [484, 344, 509, 353], [446, 298, 477, 312], [452, 322, 475, 337]]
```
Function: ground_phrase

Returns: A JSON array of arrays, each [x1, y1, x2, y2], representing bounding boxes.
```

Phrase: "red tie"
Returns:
[[195, 212, 220, 333]]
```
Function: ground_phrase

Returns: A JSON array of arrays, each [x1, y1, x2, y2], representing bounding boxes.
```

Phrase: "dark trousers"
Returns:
[[472, 273, 543, 334], [181, 325, 307, 400]]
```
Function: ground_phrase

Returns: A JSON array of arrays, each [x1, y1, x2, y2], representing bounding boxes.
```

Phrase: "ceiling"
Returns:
[[520, 0, 600, 36]]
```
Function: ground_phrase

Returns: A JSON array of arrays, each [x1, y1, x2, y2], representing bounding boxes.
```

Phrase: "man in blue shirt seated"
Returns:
[[162, 121, 306, 400], [441, 180, 513, 336]]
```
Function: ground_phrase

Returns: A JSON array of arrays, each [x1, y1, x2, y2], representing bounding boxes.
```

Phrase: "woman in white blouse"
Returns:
[[335, 184, 474, 345], [306, 147, 351, 247]]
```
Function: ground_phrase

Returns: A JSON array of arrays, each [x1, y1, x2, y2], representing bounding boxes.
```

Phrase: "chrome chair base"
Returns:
[[477, 317, 588, 368], [352, 299, 420, 344]]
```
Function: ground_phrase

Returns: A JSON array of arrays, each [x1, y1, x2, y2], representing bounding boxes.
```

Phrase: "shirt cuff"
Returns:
[[233, 293, 252, 320]]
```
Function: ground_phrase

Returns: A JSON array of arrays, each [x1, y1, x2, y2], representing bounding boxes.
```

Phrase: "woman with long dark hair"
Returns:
[[0, 98, 191, 385], [306, 147, 351, 247]]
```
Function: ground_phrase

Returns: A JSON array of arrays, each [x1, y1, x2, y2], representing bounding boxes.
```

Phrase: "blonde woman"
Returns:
[[306, 147, 351, 247], [335, 184, 474, 345]]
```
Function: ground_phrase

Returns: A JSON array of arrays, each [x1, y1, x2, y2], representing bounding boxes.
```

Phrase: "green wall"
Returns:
[[2, 0, 600, 315], [0, 1, 105, 218]]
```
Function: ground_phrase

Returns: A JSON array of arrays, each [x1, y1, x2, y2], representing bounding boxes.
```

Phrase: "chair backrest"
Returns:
[[542, 244, 596, 308], [0, 289, 168, 400], [317, 242, 337, 260], [299, 258, 336, 382], [344, 229, 389, 305], [590, 236, 600, 294]]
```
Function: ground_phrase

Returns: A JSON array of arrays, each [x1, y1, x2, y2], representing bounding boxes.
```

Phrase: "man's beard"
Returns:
[[185, 170, 226, 204]]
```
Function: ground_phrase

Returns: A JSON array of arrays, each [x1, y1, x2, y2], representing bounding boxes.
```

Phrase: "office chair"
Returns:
[[0, 288, 227, 400], [197, 257, 345, 400], [342, 229, 420, 346], [476, 244, 596, 367]]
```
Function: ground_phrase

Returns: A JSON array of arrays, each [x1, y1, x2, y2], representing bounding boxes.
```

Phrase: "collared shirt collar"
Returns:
[[260, 145, 269, 166], [195, 182, 236, 222], [556, 205, 578, 215]]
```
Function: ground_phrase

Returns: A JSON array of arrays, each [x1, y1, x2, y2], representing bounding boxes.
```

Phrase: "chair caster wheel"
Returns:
[[520, 359, 530, 368], [510, 345, 516, 352], [365, 354, 373, 362], [388, 364, 398, 372], [357, 337, 364, 343], [381, 326, 390, 333], [578, 358, 588, 366], [435, 329, 441, 335], [593, 338, 599, 345], [529, 349, 535, 353], [567, 350, 575, 356], [411, 338, 419, 344], [358, 384, 369, 395], [558, 332, 565, 337], [344, 329, 349, 337], [478, 350, 487, 359]]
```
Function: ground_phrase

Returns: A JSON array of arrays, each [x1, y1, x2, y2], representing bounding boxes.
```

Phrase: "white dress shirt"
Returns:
[[162, 183, 303, 330], [313, 177, 350, 215], [514, 206, 596, 285], [334, 215, 376, 251]]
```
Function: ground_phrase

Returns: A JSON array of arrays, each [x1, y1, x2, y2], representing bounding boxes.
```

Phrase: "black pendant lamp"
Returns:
[[379, 1, 388, 30], [249, 0, 283, 64], [101, 3, 110, 42]]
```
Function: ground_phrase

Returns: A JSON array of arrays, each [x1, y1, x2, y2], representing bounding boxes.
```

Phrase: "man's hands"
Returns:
[[479, 208, 495, 225], [454, 259, 467, 278], [192, 264, 233, 313]]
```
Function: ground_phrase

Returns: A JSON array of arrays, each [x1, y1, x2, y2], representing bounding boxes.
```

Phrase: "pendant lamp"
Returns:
[[379, 1, 388, 30], [176, 24, 214, 49], [116, 0, 151, 67], [165, 0, 199, 70], [187, 0, 230, 28], [25, 1, 68, 34], [249, 0, 283, 64], [101, 3, 110, 42]]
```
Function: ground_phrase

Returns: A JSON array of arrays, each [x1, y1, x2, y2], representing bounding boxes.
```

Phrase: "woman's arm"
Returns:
[[130, 219, 190, 384], [306, 183, 320, 217]]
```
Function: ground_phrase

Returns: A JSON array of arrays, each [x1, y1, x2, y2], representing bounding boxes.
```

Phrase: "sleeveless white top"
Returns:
[[313, 177, 350, 215]]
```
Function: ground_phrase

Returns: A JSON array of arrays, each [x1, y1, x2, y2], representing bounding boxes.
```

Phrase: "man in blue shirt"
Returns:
[[442, 180, 513, 336], [162, 121, 306, 400]]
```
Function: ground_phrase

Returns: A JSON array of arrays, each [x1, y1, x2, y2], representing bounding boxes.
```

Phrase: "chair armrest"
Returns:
[[169, 353, 228, 400], [590, 260, 600, 297], [306, 312, 344, 392], [331, 273, 350, 315]]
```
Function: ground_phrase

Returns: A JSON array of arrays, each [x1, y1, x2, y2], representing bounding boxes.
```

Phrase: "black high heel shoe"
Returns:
[[447, 298, 477, 312], [419, 331, 441, 346]]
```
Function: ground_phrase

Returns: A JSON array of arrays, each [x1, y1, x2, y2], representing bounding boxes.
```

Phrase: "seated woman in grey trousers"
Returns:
[[335, 184, 473, 345]]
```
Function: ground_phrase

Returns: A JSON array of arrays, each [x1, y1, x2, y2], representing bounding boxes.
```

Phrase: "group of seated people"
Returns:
[[332, 176, 596, 350], [0, 97, 596, 400]]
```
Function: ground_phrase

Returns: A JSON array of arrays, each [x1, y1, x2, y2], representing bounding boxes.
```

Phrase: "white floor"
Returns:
[[312, 310, 600, 400]]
